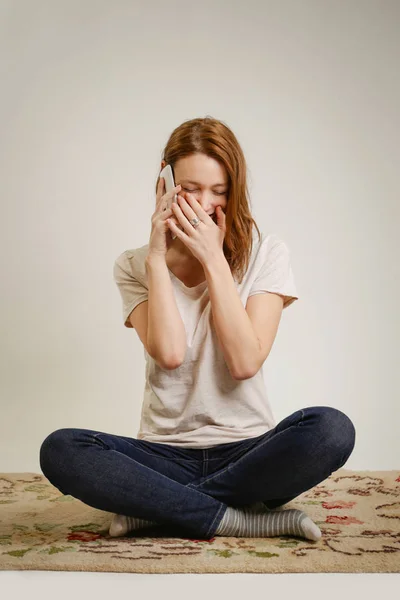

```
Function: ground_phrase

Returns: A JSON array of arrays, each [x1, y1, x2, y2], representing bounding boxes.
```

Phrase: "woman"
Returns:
[[40, 116, 356, 542]]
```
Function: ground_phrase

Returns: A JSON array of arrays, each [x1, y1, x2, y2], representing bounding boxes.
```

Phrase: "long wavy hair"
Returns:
[[155, 116, 261, 285]]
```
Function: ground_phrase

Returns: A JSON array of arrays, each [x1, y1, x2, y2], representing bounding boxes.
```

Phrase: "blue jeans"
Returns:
[[39, 406, 356, 540]]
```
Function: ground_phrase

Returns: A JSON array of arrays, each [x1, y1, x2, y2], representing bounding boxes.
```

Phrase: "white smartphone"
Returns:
[[159, 164, 182, 239]]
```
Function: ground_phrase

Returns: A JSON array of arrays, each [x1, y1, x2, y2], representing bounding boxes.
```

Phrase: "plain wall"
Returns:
[[1, 0, 399, 473]]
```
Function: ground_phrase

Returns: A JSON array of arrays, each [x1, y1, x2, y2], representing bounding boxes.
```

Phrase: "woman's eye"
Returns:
[[182, 188, 226, 196]]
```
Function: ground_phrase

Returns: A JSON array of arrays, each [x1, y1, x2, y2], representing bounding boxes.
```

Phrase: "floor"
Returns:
[[1, 572, 398, 598]]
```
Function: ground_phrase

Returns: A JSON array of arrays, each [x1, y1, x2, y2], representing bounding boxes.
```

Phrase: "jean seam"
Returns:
[[205, 502, 226, 538]]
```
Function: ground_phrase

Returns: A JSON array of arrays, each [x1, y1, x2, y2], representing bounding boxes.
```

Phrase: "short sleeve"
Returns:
[[113, 251, 148, 328], [248, 237, 299, 309]]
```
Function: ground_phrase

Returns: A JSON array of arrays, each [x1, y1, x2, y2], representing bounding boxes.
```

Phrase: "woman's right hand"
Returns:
[[148, 177, 181, 258]]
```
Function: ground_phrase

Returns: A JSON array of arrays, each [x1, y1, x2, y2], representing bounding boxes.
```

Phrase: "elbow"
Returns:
[[231, 339, 262, 380], [232, 371, 254, 381], [166, 349, 186, 370], [163, 358, 184, 371], [149, 341, 186, 371], [232, 361, 261, 381], [157, 352, 185, 371]]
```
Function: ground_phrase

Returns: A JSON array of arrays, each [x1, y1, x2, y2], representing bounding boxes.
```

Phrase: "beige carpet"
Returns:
[[0, 468, 399, 574]]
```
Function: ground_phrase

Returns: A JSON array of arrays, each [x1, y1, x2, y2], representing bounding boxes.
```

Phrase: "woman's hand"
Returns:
[[148, 178, 181, 258], [167, 192, 227, 265]]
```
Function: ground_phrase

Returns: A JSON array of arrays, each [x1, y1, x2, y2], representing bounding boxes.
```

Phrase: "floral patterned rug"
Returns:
[[0, 468, 399, 573]]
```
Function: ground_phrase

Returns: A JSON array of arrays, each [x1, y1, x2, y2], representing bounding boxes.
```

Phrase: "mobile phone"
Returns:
[[159, 163, 182, 239]]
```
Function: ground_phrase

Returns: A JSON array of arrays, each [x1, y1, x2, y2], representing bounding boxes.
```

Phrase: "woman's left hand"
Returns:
[[167, 193, 227, 265]]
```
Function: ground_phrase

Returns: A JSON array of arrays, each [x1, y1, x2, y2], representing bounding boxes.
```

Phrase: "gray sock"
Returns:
[[215, 506, 321, 541], [108, 500, 271, 537], [109, 514, 158, 537]]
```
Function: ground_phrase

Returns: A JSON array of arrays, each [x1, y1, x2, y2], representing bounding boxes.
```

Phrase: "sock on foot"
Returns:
[[215, 506, 321, 541], [109, 514, 159, 537]]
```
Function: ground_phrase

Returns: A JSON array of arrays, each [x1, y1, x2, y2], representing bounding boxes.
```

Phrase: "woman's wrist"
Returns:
[[146, 252, 167, 266]]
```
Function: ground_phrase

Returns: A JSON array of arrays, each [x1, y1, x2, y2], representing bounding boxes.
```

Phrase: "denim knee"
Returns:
[[39, 428, 74, 478], [315, 406, 356, 458]]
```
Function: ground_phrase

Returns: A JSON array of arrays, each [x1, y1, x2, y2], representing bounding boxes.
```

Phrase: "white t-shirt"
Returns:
[[113, 229, 299, 449]]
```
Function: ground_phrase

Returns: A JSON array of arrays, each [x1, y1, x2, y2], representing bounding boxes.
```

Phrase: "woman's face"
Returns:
[[162, 153, 229, 223]]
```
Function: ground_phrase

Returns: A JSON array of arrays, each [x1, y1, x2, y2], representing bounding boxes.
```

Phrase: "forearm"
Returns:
[[204, 253, 260, 380], [145, 254, 187, 368]]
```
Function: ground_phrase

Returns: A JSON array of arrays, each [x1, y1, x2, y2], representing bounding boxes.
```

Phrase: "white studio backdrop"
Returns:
[[0, 0, 399, 473]]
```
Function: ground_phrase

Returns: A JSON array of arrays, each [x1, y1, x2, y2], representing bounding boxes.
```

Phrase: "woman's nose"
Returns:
[[184, 192, 213, 212]]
